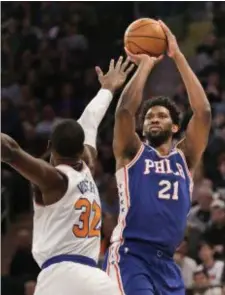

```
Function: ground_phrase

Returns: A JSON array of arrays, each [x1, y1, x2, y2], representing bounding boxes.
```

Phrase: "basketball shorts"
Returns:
[[34, 256, 120, 295], [103, 241, 185, 295]]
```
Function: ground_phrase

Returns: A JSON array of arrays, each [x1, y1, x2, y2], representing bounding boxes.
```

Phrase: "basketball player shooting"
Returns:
[[103, 21, 211, 295], [1, 57, 134, 295]]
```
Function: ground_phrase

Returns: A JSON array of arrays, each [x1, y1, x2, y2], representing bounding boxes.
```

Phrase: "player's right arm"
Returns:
[[114, 50, 163, 168], [1, 133, 67, 205]]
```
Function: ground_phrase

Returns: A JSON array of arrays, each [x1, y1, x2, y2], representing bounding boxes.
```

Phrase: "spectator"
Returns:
[[192, 266, 223, 295], [203, 199, 225, 258], [198, 241, 225, 286], [174, 238, 197, 290], [214, 155, 225, 190], [188, 186, 213, 232], [1, 3, 225, 295]]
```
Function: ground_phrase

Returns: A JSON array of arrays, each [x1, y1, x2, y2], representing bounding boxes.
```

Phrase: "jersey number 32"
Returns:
[[73, 198, 101, 238]]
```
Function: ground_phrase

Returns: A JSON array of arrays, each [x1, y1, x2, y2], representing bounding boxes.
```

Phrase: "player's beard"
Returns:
[[145, 129, 172, 148]]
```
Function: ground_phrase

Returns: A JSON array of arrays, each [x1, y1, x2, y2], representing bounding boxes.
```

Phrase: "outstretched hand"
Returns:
[[124, 47, 163, 69], [95, 56, 135, 93]]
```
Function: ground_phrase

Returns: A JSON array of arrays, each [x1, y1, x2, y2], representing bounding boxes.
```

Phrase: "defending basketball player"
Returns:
[[103, 21, 211, 295], [1, 57, 134, 295]]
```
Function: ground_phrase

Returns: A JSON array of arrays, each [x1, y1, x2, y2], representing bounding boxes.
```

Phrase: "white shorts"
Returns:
[[34, 261, 120, 295]]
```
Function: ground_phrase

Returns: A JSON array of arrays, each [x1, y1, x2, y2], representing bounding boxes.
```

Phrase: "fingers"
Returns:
[[109, 59, 115, 71], [121, 56, 131, 71], [116, 55, 135, 74], [158, 20, 172, 36], [95, 66, 104, 78], [125, 63, 135, 75], [115, 56, 124, 70], [124, 47, 136, 61], [155, 54, 164, 64]]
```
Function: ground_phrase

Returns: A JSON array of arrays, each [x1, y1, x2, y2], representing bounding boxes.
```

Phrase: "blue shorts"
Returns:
[[103, 241, 185, 295]]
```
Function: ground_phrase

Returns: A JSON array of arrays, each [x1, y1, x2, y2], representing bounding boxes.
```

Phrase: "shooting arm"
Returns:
[[114, 59, 152, 159], [175, 53, 211, 171]]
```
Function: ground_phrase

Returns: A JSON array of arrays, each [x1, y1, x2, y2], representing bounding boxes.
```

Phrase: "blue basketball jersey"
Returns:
[[111, 143, 193, 257]]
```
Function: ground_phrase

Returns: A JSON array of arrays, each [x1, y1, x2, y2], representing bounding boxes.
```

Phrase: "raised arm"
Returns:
[[159, 21, 211, 172], [114, 50, 162, 168], [77, 56, 134, 173], [1, 133, 66, 205]]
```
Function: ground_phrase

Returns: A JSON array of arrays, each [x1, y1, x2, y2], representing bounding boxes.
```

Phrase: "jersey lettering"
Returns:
[[144, 158, 185, 179], [77, 179, 97, 195]]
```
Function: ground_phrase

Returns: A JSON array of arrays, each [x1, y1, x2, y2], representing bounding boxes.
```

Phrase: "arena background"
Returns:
[[1, 2, 225, 295]]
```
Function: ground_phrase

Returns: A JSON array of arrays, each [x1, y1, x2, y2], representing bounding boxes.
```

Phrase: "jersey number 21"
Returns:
[[158, 180, 179, 200]]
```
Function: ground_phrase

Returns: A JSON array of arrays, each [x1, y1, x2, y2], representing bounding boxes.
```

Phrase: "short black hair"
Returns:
[[50, 119, 84, 157], [198, 240, 214, 250], [140, 96, 181, 126]]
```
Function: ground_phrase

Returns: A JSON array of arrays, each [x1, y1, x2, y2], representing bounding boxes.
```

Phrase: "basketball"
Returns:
[[124, 18, 167, 57]]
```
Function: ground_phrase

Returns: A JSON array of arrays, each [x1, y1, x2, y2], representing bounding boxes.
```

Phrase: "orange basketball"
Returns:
[[124, 18, 167, 57]]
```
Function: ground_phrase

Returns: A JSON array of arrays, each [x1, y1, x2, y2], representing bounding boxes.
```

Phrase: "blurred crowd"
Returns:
[[1, 2, 225, 295]]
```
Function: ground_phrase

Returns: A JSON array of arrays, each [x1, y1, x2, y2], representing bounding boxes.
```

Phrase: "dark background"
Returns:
[[1, 2, 225, 295]]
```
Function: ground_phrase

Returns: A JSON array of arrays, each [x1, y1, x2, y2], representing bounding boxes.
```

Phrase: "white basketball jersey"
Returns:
[[32, 163, 101, 268]]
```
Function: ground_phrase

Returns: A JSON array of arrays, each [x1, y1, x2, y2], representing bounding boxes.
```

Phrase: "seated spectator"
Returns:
[[198, 241, 224, 286], [9, 229, 40, 280], [188, 186, 213, 232], [203, 199, 225, 258], [174, 238, 197, 290], [214, 154, 225, 190], [192, 266, 223, 295]]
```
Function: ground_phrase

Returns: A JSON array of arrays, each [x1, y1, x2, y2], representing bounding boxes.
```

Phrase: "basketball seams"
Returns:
[[127, 21, 162, 33], [124, 19, 167, 56], [127, 41, 165, 56], [126, 35, 166, 41]]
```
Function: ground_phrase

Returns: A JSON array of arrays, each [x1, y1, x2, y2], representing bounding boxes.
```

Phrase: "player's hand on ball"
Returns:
[[124, 47, 163, 68], [158, 20, 181, 59], [95, 56, 135, 93]]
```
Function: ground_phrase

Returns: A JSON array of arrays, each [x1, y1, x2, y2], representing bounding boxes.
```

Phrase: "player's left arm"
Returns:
[[159, 20, 211, 172], [77, 56, 134, 173]]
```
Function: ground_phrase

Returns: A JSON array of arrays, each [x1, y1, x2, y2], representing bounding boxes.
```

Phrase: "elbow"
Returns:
[[115, 107, 133, 120], [1, 134, 20, 163], [195, 106, 212, 124], [1, 145, 18, 163], [203, 107, 212, 121]]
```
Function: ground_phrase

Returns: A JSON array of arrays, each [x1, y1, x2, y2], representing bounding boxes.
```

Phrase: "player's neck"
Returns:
[[146, 140, 173, 156], [54, 157, 83, 170]]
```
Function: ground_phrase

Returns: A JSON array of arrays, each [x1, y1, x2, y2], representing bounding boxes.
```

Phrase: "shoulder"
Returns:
[[214, 260, 225, 269], [184, 256, 197, 269], [56, 164, 80, 175]]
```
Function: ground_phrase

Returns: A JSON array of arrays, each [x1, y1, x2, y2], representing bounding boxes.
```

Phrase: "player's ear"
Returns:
[[172, 124, 179, 134]]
